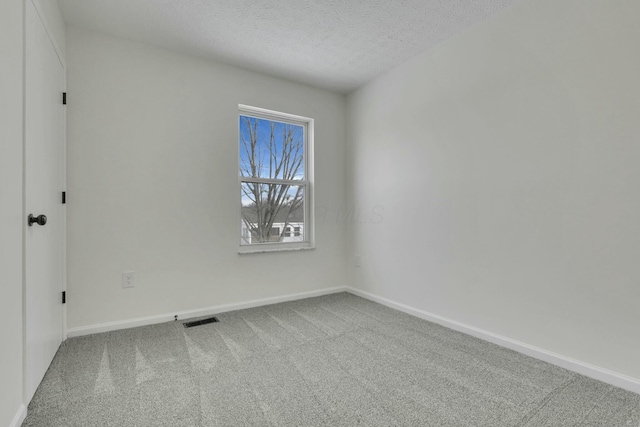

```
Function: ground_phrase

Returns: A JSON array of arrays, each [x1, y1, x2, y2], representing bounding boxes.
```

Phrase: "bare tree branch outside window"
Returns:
[[239, 115, 306, 244]]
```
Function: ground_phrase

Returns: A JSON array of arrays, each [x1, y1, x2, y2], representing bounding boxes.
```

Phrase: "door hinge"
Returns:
[[62, 92, 67, 105], [62, 291, 66, 304], [62, 191, 66, 204]]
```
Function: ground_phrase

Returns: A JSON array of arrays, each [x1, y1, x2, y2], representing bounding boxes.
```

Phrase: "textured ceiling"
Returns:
[[57, 0, 521, 93]]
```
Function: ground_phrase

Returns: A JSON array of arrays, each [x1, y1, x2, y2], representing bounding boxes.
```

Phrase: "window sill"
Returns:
[[238, 244, 315, 255]]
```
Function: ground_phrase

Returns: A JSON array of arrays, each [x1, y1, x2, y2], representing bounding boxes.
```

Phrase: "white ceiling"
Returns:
[[57, 0, 521, 93]]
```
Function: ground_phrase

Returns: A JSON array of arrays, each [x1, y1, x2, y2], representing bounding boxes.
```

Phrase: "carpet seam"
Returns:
[[512, 376, 578, 427]]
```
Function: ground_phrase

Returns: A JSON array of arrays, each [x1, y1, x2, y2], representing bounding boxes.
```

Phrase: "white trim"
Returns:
[[237, 104, 314, 252], [61, 29, 68, 344], [239, 245, 315, 255], [10, 404, 26, 427], [66, 286, 347, 338], [240, 177, 305, 186], [64, 284, 640, 393], [238, 104, 312, 124], [345, 287, 640, 395]]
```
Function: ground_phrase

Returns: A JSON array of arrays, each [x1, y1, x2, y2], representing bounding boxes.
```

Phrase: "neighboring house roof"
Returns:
[[241, 204, 304, 224]]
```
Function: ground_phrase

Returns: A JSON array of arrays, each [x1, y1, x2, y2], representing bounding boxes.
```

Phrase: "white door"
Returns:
[[24, 0, 66, 403]]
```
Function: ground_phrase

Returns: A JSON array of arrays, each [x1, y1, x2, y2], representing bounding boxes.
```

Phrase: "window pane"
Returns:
[[241, 182, 305, 245], [239, 115, 304, 181]]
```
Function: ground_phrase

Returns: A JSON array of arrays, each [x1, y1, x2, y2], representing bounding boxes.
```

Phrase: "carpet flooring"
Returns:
[[24, 292, 640, 426]]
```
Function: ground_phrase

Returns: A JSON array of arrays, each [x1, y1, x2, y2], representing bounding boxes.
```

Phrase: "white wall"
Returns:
[[347, 0, 640, 381], [66, 26, 347, 329], [0, 1, 25, 424]]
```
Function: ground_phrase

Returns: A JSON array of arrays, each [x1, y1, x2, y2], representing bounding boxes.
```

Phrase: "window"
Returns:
[[239, 105, 314, 253]]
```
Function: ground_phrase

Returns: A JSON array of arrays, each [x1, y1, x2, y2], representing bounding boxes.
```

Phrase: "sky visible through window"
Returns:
[[239, 116, 304, 180], [239, 115, 304, 207]]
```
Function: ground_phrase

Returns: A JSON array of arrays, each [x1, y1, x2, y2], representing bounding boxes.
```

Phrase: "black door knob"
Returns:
[[28, 214, 47, 227]]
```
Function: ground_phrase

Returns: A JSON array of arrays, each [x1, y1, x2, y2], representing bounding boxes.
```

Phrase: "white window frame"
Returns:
[[238, 104, 314, 254]]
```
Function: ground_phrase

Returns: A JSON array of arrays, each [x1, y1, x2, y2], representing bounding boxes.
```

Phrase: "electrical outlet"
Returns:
[[355, 256, 361, 267], [122, 271, 135, 288]]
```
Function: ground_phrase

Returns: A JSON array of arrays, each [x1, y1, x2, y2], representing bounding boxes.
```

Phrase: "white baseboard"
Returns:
[[64, 284, 640, 394], [346, 287, 640, 395], [66, 286, 347, 338], [10, 404, 26, 427]]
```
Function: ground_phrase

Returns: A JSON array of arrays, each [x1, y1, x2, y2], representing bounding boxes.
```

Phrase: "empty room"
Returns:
[[2, 0, 639, 426]]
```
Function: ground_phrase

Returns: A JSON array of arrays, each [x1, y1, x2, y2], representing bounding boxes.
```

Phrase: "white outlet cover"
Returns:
[[122, 271, 135, 288]]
